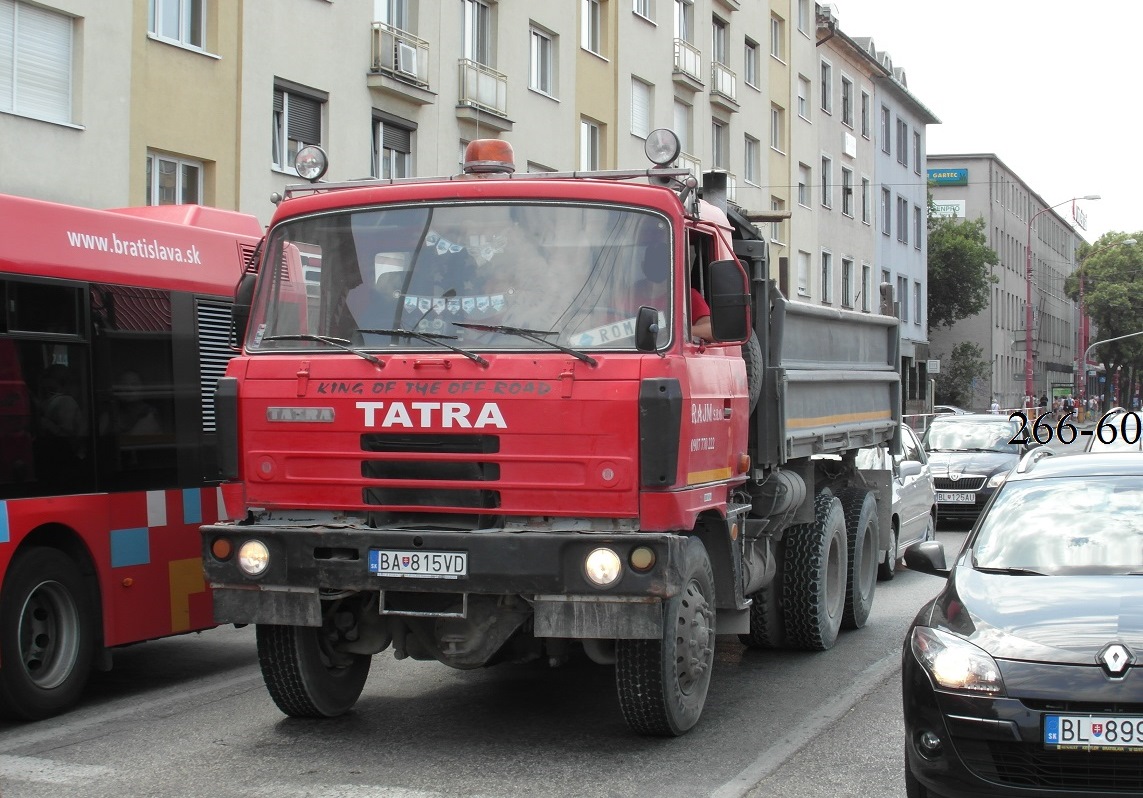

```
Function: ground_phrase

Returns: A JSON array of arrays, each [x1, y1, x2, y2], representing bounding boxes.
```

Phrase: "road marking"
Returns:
[[710, 649, 901, 798], [0, 753, 111, 785]]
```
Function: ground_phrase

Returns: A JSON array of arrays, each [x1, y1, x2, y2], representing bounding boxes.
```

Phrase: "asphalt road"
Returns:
[[0, 529, 969, 798]]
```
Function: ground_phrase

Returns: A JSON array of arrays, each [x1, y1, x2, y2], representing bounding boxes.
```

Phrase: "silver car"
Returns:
[[857, 424, 936, 580]]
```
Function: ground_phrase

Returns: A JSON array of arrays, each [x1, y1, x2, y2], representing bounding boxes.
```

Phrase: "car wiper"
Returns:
[[261, 334, 383, 367], [359, 328, 489, 368], [452, 322, 598, 367], [974, 565, 1046, 576]]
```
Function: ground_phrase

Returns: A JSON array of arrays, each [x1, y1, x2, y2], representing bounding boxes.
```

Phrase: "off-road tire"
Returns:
[[256, 623, 371, 718], [782, 490, 847, 650], [837, 487, 879, 630], [742, 330, 763, 413], [616, 536, 716, 736]]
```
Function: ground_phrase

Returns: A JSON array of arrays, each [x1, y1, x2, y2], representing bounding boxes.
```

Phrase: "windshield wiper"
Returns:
[[359, 328, 489, 368], [452, 322, 598, 367], [261, 334, 383, 367], [974, 565, 1046, 576]]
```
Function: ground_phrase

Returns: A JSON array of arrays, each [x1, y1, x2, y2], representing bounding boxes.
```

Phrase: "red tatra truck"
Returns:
[[203, 132, 900, 736]]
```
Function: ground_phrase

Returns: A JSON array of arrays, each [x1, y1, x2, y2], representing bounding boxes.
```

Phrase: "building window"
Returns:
[[149, 0, 204, 49], [861, 177, 871, 224], [897, 275, 909, 322], [146, 151, 202, 206], [375, 0, 409, 30], [914, 205, 923, 250], [770, 196, 785, 243], [372, 113, 413, 179], [770, 14, 784, 60], [797, 76, 810, 120], [896, 118, 908, 167], [821, 156, 832, 209], [797, 0, 809, 34], [744, 38, 759, 87], [913, 130, 922, 175], [771, 104, 784, 151], [897, 196, 909, 244], [797, 250, 810, 296], [530, 26, 555, 95], [712, 120, 728, 169], [1, 0, 73, 124], [841, 167, 853, 217], [913, 280, 922, 326], [842, 258, 854, 308], [798, 163, 811, 207], [841, 76, 853, 127], [464, 0, 492, 65], [881, 188, 891, 235], [861, 264, 872, 312], [745, 135, 760, 185], [631, 78, 651, 138], [819, 59, 832, 113], [580, 117, 601, 169], [712, 16, 728, 65], [860, 91, 870, 138], [582, 0, 601, 54], [633, 0, 652, 20], [272, 83, 325, 173], [821, 251, 833, 304], [674, 100, 693, 155], [675, 0, 694, 43], [880, 106, 890, 153]]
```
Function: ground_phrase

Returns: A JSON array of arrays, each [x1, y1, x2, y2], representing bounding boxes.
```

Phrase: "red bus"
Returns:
[[0, 194, 262, 719]]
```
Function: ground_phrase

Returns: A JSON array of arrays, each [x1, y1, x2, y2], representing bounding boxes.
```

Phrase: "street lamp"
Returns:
[[1025, 195, 1100, 399], [1077, 237, 1136, 404]]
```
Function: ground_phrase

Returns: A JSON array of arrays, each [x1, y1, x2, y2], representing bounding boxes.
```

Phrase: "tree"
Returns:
[[934, 341, 989, 409], [1065, 233, 1143, 409], [926, 211, 998, 332]]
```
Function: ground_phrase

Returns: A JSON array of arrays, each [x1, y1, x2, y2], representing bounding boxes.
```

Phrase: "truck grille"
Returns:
[[360, 433, 501, 510]]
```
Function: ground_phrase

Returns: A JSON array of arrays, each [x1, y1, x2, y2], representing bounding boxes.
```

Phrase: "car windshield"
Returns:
[[971, 475, 1143, 574], [924, 420, 1020, 453], [247, 202, 675, 353]]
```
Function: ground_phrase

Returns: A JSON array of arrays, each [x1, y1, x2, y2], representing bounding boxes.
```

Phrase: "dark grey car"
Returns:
[[921, 414, 1030, 523]]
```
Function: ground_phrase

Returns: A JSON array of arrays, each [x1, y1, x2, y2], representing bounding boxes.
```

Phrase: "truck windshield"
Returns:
[[247, 202, 674, 353]]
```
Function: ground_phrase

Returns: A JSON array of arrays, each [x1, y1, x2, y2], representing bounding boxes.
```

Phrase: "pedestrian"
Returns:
[[1038, 393, 1048, 420], [989, 397, 1000, 414]]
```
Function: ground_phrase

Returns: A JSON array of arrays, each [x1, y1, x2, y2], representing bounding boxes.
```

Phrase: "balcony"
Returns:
[[710, 62, 738, 112], [678, 152, 701, 176], [673, 39, 703, 91], [368, 22, 435, 104], [456, 58, 513, 132]]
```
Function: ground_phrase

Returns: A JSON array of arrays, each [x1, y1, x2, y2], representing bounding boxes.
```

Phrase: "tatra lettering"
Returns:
[[356, 401, 508, 429]]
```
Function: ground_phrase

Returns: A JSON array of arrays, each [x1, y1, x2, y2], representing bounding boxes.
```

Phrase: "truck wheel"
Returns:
[[837, 488, 879, 630], [738, 577, 785, 649], [743, 330, 763, 413], [782, 490, 847, 650], [616, 536, 715, 736], [256, 623, 371, 718], [0, 547, 96, 720]]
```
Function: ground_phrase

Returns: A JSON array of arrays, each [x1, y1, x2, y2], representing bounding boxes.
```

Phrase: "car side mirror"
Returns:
[[898, 460, 923, 479], [231, 272, 258, 348], [904, 541, 950, 578]]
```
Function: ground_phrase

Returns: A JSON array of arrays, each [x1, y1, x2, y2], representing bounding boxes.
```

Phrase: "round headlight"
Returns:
[[294, 145, 329, 182], [237, 540, 270, 576], [644, 128, 681, 166], [584, 548, 622, 587]]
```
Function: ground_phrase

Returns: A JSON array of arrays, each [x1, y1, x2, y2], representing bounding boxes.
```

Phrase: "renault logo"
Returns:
[[1097, 643, 1134, 677]]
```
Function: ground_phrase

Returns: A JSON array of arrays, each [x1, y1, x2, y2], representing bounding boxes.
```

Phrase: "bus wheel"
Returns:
[[256, 622, 371, 718], [616, 536, 715, 736], [782, 490, 847, 651], [0, 547, 96, 720]]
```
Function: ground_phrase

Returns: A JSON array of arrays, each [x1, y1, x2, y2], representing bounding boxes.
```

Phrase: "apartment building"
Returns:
[[928, 154, 1087, 410]]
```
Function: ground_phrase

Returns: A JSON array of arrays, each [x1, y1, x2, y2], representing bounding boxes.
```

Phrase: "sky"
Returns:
[[830, 0, 1139, 243]]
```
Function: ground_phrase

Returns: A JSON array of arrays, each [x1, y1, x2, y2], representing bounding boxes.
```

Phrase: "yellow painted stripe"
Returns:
[[786, 410, 892, 430], [686, 467, 734, 485], [169, 557, 207, 632]]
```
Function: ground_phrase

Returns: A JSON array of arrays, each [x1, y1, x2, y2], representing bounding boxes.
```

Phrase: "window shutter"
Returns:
[[287, 92, 321, 145], [631, 80, 649, 138], [2, 1, 71, 122], [381, 123, 410, 153]]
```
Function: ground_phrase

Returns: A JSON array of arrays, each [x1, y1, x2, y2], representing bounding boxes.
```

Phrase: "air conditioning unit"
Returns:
[[396, 42, 417, 77]]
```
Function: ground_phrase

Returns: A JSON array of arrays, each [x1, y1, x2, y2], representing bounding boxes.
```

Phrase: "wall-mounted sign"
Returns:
[[927, 168, 968, 186], [932, 200, 965, 218]]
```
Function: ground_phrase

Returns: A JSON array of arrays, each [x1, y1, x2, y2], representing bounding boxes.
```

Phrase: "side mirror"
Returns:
[[708, 259, 749, 342], [903, 540, 950, 578], [635, 305, 660, 352], [232, 272, 258, 347], [898, 460, 923, 479]]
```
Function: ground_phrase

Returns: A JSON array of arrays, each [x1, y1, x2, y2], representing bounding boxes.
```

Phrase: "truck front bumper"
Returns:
[[202, 521, 687, 638]]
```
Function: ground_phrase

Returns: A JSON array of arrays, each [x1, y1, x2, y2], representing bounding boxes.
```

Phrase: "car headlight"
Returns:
[[987, 472, 1008, 488], [910, 626, 1005, 696]]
